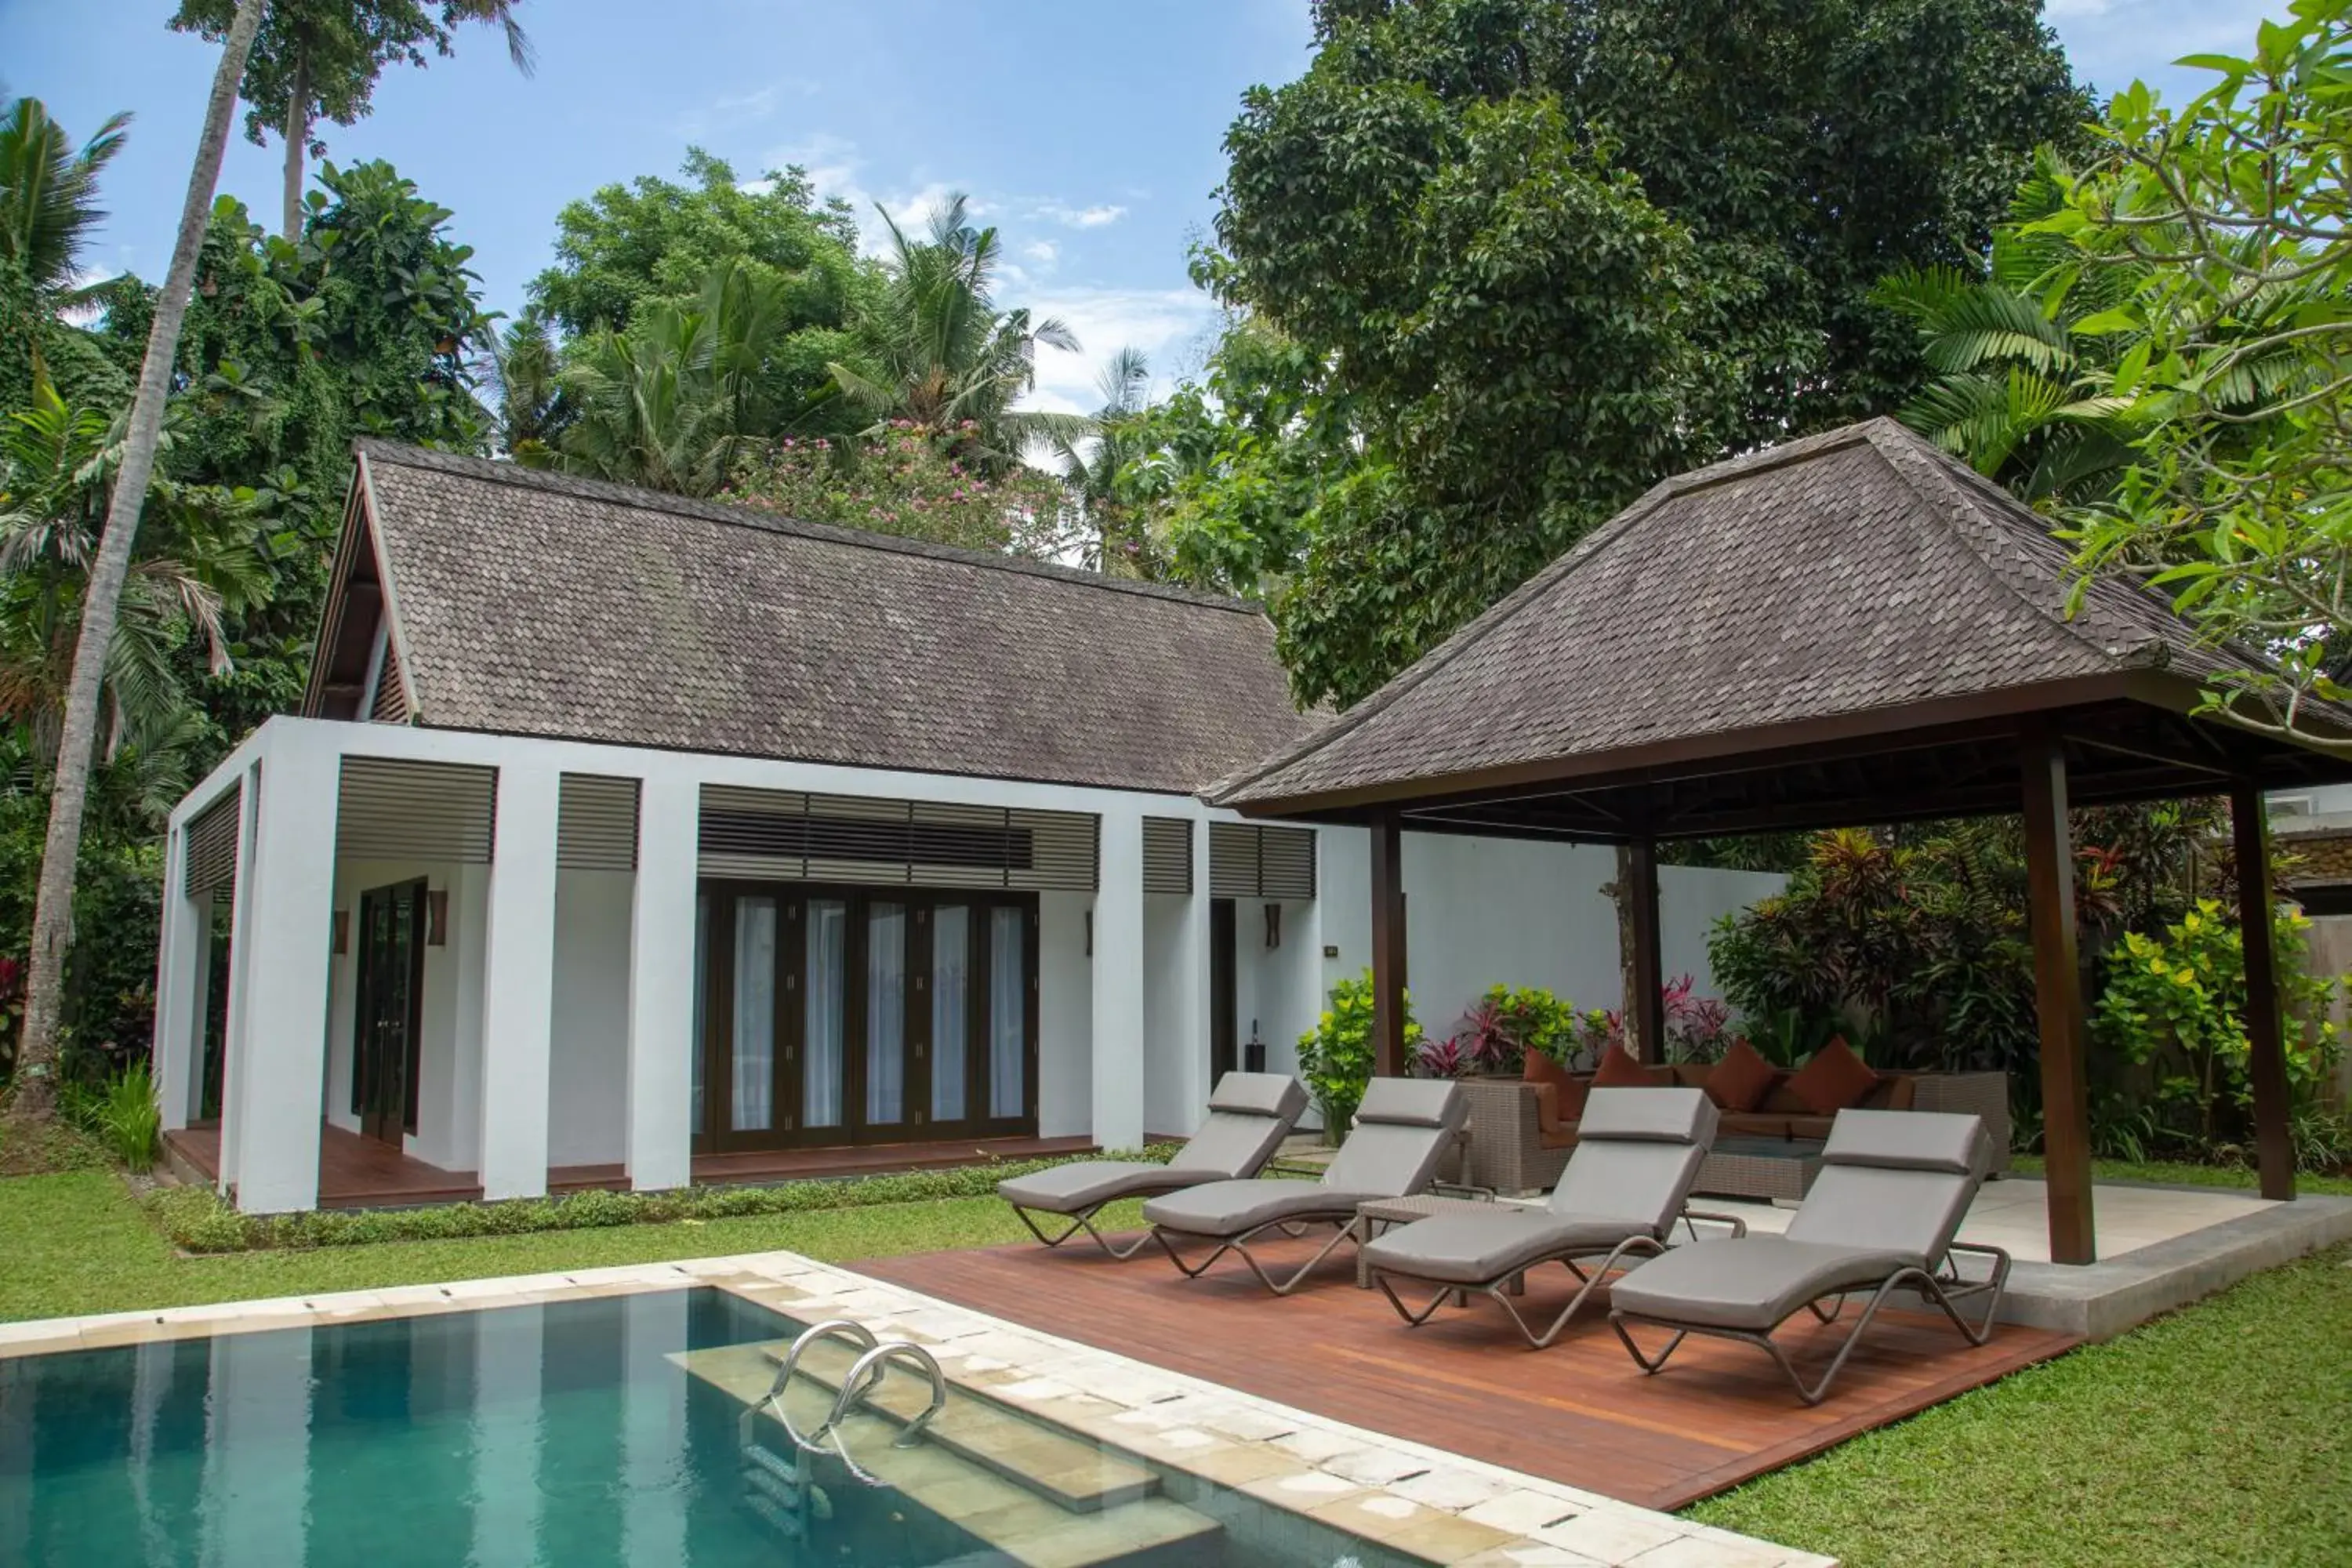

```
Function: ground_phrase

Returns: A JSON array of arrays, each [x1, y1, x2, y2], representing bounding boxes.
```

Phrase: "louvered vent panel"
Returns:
[[557, 774, 640, 872], [1208, 822, 1261, 898], [336, 757, 496, 862], [1258, 826, 1316, 900], [1142, 817, 1193, 895], [369, 645, 408, 723], [1207, 822, 1316, 899], [183, 785, 241, 899], [696, 789, 1098, 891]]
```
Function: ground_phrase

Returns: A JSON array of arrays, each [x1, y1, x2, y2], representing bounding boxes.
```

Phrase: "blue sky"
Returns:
[[1, 0, 2289, 415]]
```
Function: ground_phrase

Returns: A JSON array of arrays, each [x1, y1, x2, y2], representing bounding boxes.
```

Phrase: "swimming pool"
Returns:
[[0, 1287, 1409, 1566]]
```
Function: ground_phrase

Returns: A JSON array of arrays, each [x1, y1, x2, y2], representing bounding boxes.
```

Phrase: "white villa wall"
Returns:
[[1142, 895, 1190, 1138], [547, 868, 634, 1168], [1315, 827, 1785, 1045], [1229, 898, 1322, 1086]]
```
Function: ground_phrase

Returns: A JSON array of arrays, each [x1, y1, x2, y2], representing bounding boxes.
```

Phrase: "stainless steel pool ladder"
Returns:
[[743, 1318, 949, 1491]]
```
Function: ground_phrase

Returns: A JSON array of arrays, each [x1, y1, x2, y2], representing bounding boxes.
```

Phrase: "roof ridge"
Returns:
[[350, 439, 1268, 618], [1857, 421, 2174, 670], [1203, 476, 1682, 801]]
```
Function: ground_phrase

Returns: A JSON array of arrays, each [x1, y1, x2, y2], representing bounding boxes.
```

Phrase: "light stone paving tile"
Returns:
[[1391, 1465, 1518, 1512], [1323, 1445, 1436, 1487], [1308, 1490, 1441, 1543], [1191, 1401, 1301, 1443], [1535, 1509, 1688, 1564], [1625, 1534, 1802, 1568], [994, 1376, 1079, 1402], [1380, 1511, 1523, 1565], [1241, 1468, 1365, 1504], [1271, 1425, 1367, 1465], [1455, 1545, 1611, 1568], [1463, 1490, 1584, 1536]]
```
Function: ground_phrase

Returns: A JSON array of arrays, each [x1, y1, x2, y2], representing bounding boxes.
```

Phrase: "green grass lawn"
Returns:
[[3, 1160, 2347, 1567], [0, 1168, 1142, 1323], [2007, 1152, 2352, 1196]]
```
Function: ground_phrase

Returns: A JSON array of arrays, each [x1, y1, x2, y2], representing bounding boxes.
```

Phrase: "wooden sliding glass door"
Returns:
[[694, 883, 1038, 1152]]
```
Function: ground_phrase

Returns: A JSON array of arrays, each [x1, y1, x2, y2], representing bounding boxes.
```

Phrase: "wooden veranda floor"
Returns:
[[866, 1230, 2080, 1512], [164, 1123, 1093, 1209]]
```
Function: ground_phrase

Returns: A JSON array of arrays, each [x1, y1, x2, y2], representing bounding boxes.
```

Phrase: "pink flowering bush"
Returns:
[[727, 421, 1073, 557]]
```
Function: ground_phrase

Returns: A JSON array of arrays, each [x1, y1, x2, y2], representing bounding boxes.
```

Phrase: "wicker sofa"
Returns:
[[1456, 1065, 2010, 1196]]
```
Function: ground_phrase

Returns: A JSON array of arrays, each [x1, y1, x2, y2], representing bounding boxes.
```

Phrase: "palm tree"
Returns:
[[0, 98, 131, 301], [9, 0, 267, 1127], [1873, 154, 2140, 507], [828, 194, 1083, 466], [1048, 346, 1171, 576], [558, 259, 792, 496], [477, 310, 566, 465]]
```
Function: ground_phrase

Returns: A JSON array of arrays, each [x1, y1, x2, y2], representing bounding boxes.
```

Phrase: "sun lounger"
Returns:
[[997, 1072, 1308, 1258], [1141, 1077, 1468, 1295], [1361, 1087, 1742, 1348], [1607, 1109, 2010, 1404]]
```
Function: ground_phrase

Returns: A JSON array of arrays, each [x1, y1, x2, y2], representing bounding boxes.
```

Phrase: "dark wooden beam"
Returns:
[[2021, 726, 2096, 1265], [1369, 811, 1408, 1080], [2230, 779, 2296, 1202], [1624, 836, 1665, 1063]]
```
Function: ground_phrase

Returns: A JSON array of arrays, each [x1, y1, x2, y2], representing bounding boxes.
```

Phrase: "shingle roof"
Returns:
[[1211, 419, 2246, 810], [347, 442, 1312, 793]]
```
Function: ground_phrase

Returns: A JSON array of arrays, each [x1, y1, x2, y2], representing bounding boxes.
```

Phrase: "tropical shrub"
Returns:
[[1567, 975, 1734, 1065], [728, 421, 1072, 557], [1431, 985, 1577, 1076], [1298, 970, 1421, 1133], [94, 1058, 162, 1172], [2090, 900, 2345, 1163]]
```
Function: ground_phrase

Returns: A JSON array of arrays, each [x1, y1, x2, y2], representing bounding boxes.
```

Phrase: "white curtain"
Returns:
[[691, 894, 708, 1132], [931, 906, 968, 1122], [989, 906, 1025, 1118], [730, 897, 775, 1131], [804, 898, 847, 1129], [866, 903, 906, 1126]]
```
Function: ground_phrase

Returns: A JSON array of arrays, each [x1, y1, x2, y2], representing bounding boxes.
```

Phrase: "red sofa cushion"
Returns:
[[1705, 1038, 1779, 1112], [1786, 1036, 1879, 1116], [1592, 1044, 1673, 1089]]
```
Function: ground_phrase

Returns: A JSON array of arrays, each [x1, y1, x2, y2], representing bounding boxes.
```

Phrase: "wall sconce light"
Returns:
[[1084, 910, 1094, 958], [1322, 944, 1340, 960], [1263, 903, 1281, 950], [332, 911, 349, 956], [426, 889, 449, 946]]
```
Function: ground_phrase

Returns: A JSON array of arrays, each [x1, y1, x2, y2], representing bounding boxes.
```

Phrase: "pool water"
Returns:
[[0, 1289, 985, 1567]]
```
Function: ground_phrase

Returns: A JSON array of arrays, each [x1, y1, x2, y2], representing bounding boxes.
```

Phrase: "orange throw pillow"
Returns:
[[1523, 1049, 1588, 1127], [1786, 1036, 1878, 1116], [1592, 1044, 1670, 1089], [1704, 1037, 1778, 1113]]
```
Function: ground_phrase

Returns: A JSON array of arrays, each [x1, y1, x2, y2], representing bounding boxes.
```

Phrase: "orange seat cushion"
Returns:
[[1592, 1044, 1673, 1089], [1785, 1036, 1880, 1116], [1704, 1038, 1778, 1113], [1523, 1050, 1589, 1130]]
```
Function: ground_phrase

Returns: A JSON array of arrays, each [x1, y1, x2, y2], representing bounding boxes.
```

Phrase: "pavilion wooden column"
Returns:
[[2020, 728, 2095, 1265], [1369, 811, 1409, 1079], [2230, 779, 2297, 1202], [1624, 837, 1666, 1062]]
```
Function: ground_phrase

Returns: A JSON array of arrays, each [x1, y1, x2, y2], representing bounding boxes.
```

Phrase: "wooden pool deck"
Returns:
[[866, 1230, 2080, 1512]]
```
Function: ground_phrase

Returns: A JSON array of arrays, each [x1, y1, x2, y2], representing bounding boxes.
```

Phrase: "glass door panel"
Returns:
[[931, 906, 969, 1124], [989, 906, 1026, 1120], [864, 902, 908, 1130], [691, 894, 709, 1134], [804, 898, 848, 1131], [729, 896, 776, 1132]]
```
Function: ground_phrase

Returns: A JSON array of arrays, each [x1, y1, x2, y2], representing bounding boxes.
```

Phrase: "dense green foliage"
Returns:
[[728, 423, 1069, 556], [1297, 970, 1424, 1131], [1172, 0, 2087, 705]]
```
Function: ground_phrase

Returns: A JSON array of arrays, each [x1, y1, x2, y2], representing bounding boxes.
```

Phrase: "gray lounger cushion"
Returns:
[[1360, 1210, 1644, 1285], [1142, 1178, 1381, 1237], [1607, 1238, 1916, 1331], [997, 1161, 1204, 1214], [1316, 1077, 1468, 1200]]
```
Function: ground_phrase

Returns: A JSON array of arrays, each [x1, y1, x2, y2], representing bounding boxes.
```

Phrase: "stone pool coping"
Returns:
[[0, 1251, 1831, 1568]]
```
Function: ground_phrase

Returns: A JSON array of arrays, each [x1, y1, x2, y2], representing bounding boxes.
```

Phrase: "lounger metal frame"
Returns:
[[1007, 1196, 1164, 1260], [1369, 1210, 1748, 1350], [1608, 1240, 2013, 1405], [1150, 1213, 1363, 1296]]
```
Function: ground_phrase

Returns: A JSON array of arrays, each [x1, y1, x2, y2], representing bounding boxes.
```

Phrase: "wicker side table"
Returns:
[[1693, 1137, 1825, 1202], [1352, 1193, 1525, 1290]]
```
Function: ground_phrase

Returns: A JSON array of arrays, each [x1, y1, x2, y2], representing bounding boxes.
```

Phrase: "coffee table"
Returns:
[[1695, 1136, 1826, 1203]]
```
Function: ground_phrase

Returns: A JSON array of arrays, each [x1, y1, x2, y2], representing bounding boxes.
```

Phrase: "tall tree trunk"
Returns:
[[5, 0, 269, 1123], [281, 49, 310, 241]]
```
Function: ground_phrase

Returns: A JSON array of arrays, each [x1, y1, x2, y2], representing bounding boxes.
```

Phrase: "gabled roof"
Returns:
[[1211, 419, 2342, 819], [303, 443, 1313, 795]]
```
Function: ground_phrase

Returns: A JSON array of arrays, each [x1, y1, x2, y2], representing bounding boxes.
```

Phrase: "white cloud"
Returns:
[[2047, 1, 2276, 99], [671, 80, 815, 140], [761, 135, 984, 255], [1022, 240, 1059, 267], [1016, 287, 1218, 416], [1031, 200, 1127, 230]]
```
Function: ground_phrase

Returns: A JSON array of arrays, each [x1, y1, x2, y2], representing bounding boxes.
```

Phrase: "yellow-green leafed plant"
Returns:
[[1296, 970, 1421, 1137]]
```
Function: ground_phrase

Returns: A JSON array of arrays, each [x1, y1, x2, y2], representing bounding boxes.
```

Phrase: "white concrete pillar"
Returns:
[[1171, 815, 1213, 1116], [1091, 810, 1147, 1151], [154, 822, 198, 1129], [227, 740, 336, 1214], [216, 765, 262, 1192], [627, 774, 698, 1191], [478, 766, 561, 1200]]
